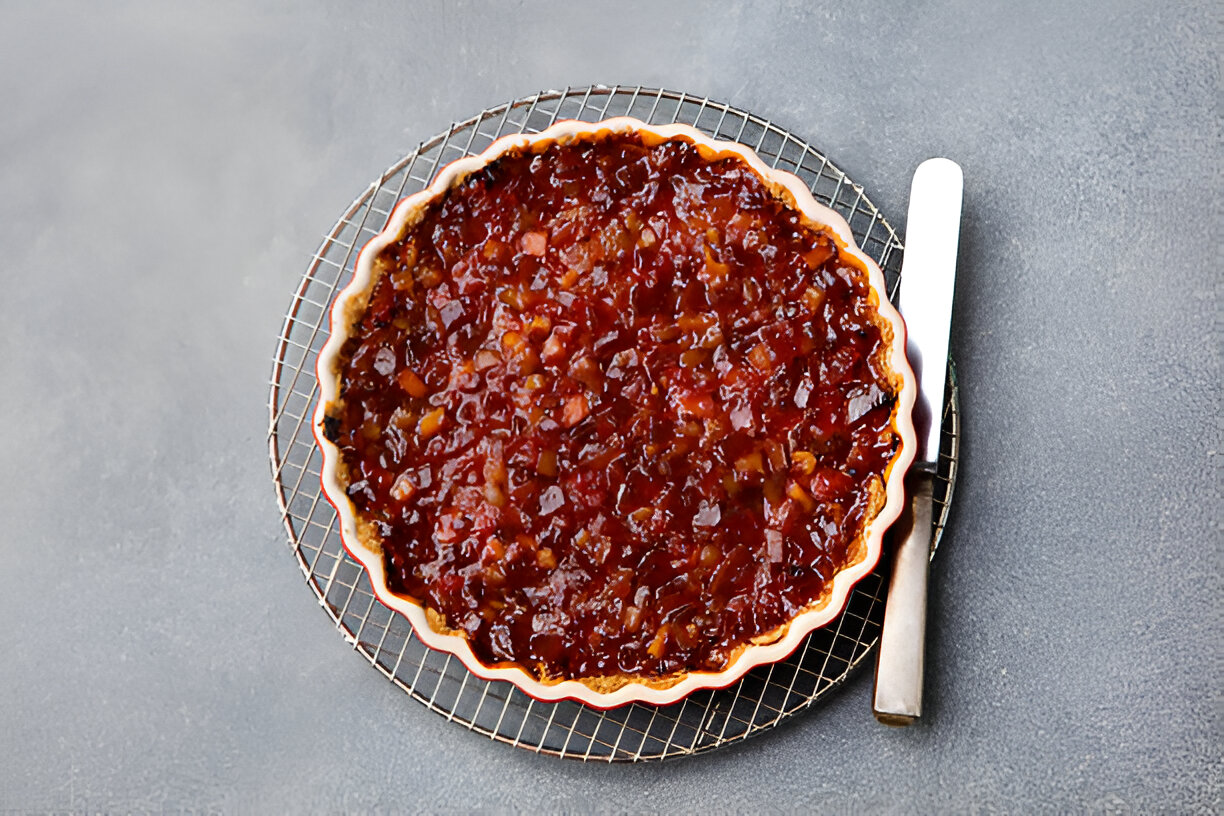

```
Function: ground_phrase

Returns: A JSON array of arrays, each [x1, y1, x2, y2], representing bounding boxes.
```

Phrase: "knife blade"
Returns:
[[872, 157, 963, 726]]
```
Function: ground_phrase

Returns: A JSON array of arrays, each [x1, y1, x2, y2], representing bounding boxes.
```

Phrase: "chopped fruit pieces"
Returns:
[[647, 625, 670, 659], [498, 287, 526, 311], [417, 407, 445, 438], [765, 530, 784, 562], [569, 357, 603, 392], [679, 348, 709, 368], [482, 238, 509, 261], [536, 449, 558, 477], [702, 246, 731, 284], [526, 314, 552, 339], [787, 482, 815, 513], [791, 450, 818, 475], [677, 391, 716, 419], [748, 343, 773, 372], [520, 230, 548, 256], [763, 439, 787, 471], [803, 243, 834, 269], [561, 393, 590, 427], [542, 329, 567, 363], [390, 473, 417, 502], [473, 349, 501, 371], [734, 451, 765, 475], [481, 536, 505, 563], [326, 131, 899, 683], [802, 286, 826, 313], [397, 369, 429, 398]]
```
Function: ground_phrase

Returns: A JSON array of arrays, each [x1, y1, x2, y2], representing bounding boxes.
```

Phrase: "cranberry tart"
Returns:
[[314, 118, 916, 707]]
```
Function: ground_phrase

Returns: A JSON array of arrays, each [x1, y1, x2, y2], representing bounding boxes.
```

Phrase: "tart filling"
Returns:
[[316, 119, 914, 701]]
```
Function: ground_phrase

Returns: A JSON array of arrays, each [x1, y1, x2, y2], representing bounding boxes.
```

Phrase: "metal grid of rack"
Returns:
[[267, 86, 960, 761]]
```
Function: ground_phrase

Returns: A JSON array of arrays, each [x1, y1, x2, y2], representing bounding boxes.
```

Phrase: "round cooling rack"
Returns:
[[268, 86, 960, 762]]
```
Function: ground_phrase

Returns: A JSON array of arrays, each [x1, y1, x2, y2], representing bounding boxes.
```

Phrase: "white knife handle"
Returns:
[[873, 470, 934, 726]]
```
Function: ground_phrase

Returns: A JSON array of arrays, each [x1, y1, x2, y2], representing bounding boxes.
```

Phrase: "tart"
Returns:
[[314, 118, 916, 708]]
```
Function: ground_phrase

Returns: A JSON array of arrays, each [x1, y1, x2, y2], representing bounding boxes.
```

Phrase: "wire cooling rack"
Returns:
[[268, 86, 960, 761]]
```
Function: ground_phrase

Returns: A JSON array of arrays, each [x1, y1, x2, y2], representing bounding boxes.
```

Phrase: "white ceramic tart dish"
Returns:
[[313, 117, 917, 709]]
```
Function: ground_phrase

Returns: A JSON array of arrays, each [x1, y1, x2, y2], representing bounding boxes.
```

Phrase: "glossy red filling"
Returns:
[[327, 133, 898, 680]]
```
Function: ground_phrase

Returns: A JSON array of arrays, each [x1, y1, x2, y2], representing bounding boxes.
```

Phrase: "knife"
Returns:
[[872, 157, 963, 726]]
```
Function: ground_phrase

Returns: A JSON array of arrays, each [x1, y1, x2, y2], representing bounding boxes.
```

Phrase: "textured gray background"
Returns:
[[0, 0, 1219, 812]]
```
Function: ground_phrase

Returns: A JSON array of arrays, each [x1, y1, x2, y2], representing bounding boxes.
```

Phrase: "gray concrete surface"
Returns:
[[0, 0, 1219, 812]]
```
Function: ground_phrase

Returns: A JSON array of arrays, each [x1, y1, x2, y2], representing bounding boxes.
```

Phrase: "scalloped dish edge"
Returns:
[[313, 117, 917, 709]]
